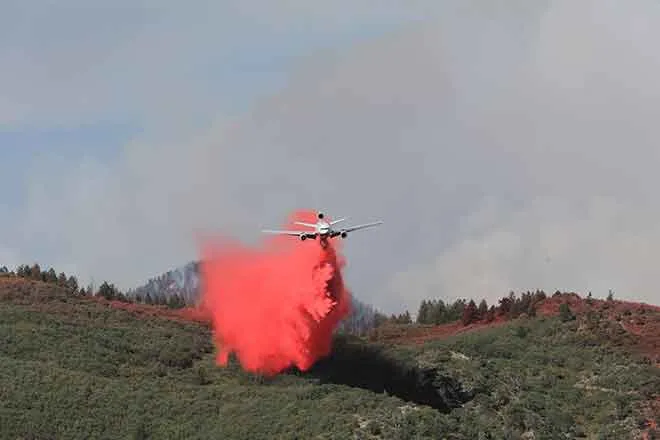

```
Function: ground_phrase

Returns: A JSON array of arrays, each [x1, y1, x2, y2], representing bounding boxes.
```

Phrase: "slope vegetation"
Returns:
[[370, 293, 660, 364], [0, 275, 658, 439]]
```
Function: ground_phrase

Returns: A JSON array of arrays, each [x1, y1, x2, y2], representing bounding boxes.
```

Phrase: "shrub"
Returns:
[[559, 303, 574, 322]]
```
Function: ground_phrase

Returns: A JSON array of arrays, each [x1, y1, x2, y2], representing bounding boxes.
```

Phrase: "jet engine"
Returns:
[[318, 212, 324, 219], [341, 232, 347, 238]]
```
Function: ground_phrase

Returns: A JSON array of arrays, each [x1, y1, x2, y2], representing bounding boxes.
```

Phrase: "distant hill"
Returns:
[[127, 261, 380, 335], [127, 261, 201, 305]]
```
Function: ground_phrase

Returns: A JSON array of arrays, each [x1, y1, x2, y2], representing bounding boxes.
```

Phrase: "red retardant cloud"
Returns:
[[199, 209, 351, 376]]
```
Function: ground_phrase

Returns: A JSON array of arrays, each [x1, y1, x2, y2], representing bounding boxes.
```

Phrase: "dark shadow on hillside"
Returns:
[[287, 336, 474, 413]]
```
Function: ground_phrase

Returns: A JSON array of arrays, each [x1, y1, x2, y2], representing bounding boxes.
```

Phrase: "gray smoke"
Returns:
[[5, 1, 660, 314]]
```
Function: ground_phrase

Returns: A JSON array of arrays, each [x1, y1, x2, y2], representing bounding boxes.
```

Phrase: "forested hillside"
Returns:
[[1, 266, 658, 439]]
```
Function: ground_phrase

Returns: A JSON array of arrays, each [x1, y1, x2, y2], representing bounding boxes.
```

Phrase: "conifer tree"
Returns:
[[477, 299, 488, 320], [559, 303, 574, 322], [66, 276, 78, 292], [30, 264, 41, 280], [485, 305, 496, 323], [98, 281, 118, 300], [46, 268, 57, 283], [462, 300, 478, 326], [417, 300, 431, 324]]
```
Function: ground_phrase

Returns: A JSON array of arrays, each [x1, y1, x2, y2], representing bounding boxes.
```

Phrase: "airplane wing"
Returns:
[[342, 221, 383, 233], [293, 221, 317, 228], [330, 217, 346, 225], [262, 229, 310, 236]]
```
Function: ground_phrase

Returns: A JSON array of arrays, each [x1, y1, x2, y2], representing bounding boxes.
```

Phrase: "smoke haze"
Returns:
[[3, 1, 660, 313]]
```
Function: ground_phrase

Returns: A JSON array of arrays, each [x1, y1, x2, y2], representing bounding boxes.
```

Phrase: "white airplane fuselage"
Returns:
[[295, 217, 347, 245], [316, 221, 330, 236]]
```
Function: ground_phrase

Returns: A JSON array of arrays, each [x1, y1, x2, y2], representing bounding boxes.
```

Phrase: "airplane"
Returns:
[[262, 211, 383, 246]]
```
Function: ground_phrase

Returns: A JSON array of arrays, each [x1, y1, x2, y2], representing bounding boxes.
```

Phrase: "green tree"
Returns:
[[446, 299, 466, 322], [373, 312, 388, 327], [30, 263, 41, 280], [498, 294, 514, 317], [430, 300, 447, 324], [58, 272, 67, 286], [15, 264, 28, 277], [559, 303, 574, 322], [98, 281, 119, 300], [507, 291, 521, 318], [462, 300, 478, 326], [167, 294, 183, 309], [484, 305, 496, 323], [389, 311, 411, 324], [607, 290, 614, 301], [519, 292, 533, 316], [586, 291, 594, 306], [534, 289, 547, 300], [417, 300, 431, 324], [45, 268, 58, 283], [66, 275, 78, 292], [477, 299, 488, 320]]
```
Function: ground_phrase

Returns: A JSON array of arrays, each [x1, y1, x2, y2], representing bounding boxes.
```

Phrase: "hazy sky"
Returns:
[[2, 1, 660, 314]]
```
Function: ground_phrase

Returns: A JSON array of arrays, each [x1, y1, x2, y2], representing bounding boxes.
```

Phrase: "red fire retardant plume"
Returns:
[[199, 209, 351, 376]]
